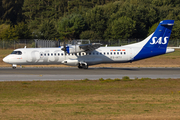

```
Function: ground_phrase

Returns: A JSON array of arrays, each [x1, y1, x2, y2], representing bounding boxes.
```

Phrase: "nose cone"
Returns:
[[3, 57, 9, 63]]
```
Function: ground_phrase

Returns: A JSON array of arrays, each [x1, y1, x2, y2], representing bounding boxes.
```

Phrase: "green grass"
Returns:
[[0, 79, 180, 119]]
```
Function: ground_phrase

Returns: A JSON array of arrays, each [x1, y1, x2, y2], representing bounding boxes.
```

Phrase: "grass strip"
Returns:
[[0, 79, 180, 119]]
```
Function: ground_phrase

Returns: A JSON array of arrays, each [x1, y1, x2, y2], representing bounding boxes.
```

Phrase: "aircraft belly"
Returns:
[[79, 56, 102, 65]]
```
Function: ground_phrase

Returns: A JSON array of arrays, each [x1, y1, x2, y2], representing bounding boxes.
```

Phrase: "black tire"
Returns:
[[78, 63, 83, 69], [78, 66, 83, 69], [83, 64, 88, 69], [12, 67, 16, 69]]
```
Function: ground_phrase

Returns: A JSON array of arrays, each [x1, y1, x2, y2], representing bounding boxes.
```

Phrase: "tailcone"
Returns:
[[166, 48, 175, 53]]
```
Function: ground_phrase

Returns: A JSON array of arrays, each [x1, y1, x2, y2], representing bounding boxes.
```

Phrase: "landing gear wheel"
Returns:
[[82, 64, 88, 69], [78, 63, 88, 69], [78, 63, 83, 69], [12, 64, 17, 69], [78, 66, 83, 69]]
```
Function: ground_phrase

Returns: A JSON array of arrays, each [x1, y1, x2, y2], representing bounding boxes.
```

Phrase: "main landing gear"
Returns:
[[78, 63, 88, 69]]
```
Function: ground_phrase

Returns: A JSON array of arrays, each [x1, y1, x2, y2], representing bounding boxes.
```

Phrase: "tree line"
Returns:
[[1, 0, 180, 41]]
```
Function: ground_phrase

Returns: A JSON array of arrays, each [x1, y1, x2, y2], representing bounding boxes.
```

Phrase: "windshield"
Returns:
[[11, 51, 22, 55]]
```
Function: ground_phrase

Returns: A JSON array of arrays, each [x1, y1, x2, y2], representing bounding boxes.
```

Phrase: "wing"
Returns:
[[79, 43, 102, 52], [61, 43, 102, 54]]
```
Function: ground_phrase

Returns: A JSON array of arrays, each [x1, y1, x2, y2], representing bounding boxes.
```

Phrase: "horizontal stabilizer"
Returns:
[[160, 20, 174, 26]]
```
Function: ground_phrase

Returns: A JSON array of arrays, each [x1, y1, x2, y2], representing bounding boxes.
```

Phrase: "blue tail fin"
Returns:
[[133, 20, 174, 61], [144, 20, 174, 48]]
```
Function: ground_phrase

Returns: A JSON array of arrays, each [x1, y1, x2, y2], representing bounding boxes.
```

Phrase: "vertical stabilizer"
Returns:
[[144, 20, 174, 48], [133, 20, 174, 61]]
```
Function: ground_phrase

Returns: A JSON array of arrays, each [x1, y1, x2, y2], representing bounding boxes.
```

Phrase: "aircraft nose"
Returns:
[[3, 57, 9, 63]]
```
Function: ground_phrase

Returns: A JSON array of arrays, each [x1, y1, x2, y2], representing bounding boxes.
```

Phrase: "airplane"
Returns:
[[3, 20, 174, 69]]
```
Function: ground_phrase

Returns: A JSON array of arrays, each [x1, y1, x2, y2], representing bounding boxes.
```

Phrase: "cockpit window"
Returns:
[[11, 51, 22, 55]]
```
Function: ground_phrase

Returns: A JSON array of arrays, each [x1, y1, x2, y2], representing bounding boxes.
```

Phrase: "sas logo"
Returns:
[[150, 37, 168, 45]]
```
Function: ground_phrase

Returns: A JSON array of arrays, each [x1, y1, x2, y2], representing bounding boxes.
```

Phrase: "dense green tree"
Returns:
[[118, 2, 158, 38], [0, 26, 18, 40], [80, 30, 100, 40], [14, 22, 32, 39], [0, 22, 31, 40], [0, 24, 10, 40], [0, 1, 2, 19], [85, 5, 107, 39], [39, 20, 58, 40], [1, 0, 180, 40], [171, 21, 180, 39], [58, 14, 86, 40], [0, 0, 24, 24], [104, 17, 136, 40]]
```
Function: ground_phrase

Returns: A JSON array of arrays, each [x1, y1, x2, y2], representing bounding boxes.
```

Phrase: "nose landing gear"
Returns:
[[12, 64, 17, 69]]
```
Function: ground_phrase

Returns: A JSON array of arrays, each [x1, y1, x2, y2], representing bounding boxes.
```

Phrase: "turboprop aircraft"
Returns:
[[3, 20, 174, 69]]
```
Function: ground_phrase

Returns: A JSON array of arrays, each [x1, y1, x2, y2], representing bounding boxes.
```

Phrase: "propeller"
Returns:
[[61, 41, 66, 52], [61, 41, 67, 59]]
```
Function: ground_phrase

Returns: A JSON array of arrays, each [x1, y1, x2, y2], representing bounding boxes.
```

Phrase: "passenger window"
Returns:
[[100, 53, 102, 55], [110, 52, 112, 55], [48, 53, 50, 56], [121, 52, 122, 55], [58, 53, 60, 56], [114, 52, 116, 55], [117, 52, 119, 55], [107, 52, 109, 55], [124, 52, 126, 55], [54, 53, 56, 56], [44, 53, 46, 56], [41, 53, 43, 56], [96, 52, 98, 55], [104, 52, 106, 55], [51, 53, 53, 56], [89, 53, 91, 55], [61, 53, 63, 56]]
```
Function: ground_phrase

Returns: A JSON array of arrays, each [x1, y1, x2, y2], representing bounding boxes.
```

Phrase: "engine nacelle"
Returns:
[[61, 45, 84, 54], [68, 46, 84, 53], [62, 59, 78, 66]]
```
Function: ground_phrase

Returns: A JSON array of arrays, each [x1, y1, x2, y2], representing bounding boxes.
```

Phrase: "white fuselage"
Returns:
[[4, 47, 136, 66]]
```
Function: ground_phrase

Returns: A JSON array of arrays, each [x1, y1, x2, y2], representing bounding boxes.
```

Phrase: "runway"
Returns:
[[0, 67, 180, 81]]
